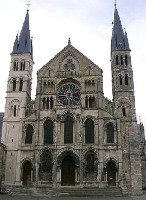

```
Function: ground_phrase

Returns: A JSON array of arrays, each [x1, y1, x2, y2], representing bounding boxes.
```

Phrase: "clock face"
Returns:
[[57, 83, 80, 106]]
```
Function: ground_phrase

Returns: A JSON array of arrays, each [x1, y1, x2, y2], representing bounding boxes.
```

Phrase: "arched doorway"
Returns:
[[106, 160, 117, 186], [22, 161, 32, 187], [61, 155, 75, 186]]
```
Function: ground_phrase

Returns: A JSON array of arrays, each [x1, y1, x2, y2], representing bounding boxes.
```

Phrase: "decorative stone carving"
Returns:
[[64, 59, 75, 71]]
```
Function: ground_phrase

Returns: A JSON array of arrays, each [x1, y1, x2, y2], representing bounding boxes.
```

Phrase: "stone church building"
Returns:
[[1, 4, 146, 196]]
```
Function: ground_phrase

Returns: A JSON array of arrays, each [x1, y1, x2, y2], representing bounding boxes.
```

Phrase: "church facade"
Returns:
[[1, 5, 146, 196]]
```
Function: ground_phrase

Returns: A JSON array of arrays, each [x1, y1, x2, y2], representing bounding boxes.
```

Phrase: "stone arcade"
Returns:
[[1, 4, 146, 196]]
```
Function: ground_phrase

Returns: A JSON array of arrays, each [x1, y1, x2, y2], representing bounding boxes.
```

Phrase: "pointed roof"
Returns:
[[12, 33, 19, 53], [111, 5, 130, 51], [12, 10, 33, 55], [37, 42, 102, 75]]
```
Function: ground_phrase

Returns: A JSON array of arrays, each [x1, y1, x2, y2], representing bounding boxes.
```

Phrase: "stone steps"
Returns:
[[9, 187, 33, 196], [57, 187, 123, 197], [4, 186, 123, 197]]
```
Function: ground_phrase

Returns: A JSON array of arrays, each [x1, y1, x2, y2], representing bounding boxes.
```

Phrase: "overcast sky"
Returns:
[[0, 0, 146, 130]]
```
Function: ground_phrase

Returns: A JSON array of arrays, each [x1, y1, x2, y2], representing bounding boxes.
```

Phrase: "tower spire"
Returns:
[[12, 9, 33, 55], [111, 4, 130, 51]]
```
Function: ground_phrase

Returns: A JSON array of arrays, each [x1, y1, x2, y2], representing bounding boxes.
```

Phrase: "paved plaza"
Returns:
[[1, 194, 146, 200]]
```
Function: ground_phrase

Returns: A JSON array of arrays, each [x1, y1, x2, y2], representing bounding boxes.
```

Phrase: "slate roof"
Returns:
[[111, 6, 130, 51], [12, 10, 33, 55], [0, 112, 4, 141]]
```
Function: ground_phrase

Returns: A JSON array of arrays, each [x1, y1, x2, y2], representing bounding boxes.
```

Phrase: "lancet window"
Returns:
[[85, 118, 94, 144], [105, 123, 114, 143]]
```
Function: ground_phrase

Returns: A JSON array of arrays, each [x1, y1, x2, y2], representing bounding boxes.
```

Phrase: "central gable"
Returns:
[[37, 44, 102, 78]]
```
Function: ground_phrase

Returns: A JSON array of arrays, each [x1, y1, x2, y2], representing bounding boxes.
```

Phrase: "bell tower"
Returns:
[[2, 9, 33, 185], [111, 4, 136, 120], [111, 4, 142, 195]]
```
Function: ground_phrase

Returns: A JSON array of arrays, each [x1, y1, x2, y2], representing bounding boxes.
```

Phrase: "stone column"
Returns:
[[35, 161, 39, 183], [52, 155, 57, 188], [81, 96, 85, 108], [105, 171, 107, 182], [56, 114, 61, 145], [75, 115, 81, 144], [79, 124, 84, 185], [39, 121, 43, 145], [98, 161, 103, 187], [97, 162, 100, 182], [94, 122, 98, 145], [79, 147, 83, 186]]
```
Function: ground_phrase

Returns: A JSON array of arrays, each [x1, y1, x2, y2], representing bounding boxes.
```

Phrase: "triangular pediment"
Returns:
[[37, 44, 102, 78]]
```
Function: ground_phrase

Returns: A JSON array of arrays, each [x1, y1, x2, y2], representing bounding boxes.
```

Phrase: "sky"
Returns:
[[0, 0, 146, 131]]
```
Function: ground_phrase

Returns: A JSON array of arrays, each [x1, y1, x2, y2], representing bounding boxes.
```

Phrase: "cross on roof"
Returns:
[[114, 0, 117, 7], [26, 0, 31, 10]]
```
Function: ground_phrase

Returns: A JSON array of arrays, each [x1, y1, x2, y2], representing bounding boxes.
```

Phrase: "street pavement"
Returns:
[[0, 194, 146, 200]]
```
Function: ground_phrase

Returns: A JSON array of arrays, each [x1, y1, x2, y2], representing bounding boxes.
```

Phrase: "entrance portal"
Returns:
[[106, 160, 117, 186], [61, 155, 75, 186], [22, 161, 32, 187]]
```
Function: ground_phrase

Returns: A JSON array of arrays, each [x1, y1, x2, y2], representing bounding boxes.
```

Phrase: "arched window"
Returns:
[[46, 97, 49, 109], [20, 61, 25, 71], [39, 149, 52, 181], [85, 96, 88, 108], [121, 55, 123, 65], [89, 97, 96, 108], [44, 119, 53, 144], [14, 61, 18, 71], [13, 79, 17, 91], [106, 123, 114, 143], [89, 97, 92, 108], [44, 81, 47, 87], [25, 124, 33, 144], [122, 106, 126, 117], [93, 97, 96, 107], [85, 81, 88, 92], [10, 102, 20, 117], [51, 82, 54, 91], [19, 78, 23, 91], [64, 115, 73, 143], [125, 55, 128, 65], [43, 97, 46, 109], [88, 80, 91, 91], [125, 74, 129, 85], [48, 81, 51, 89], [14, 105, 17, 117], [119, 74, 122, 85], [86, 153, 95, 173], [116, 55, 119, 65], [85, 118, 94, 144], [50, 97, 53, 109]]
